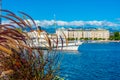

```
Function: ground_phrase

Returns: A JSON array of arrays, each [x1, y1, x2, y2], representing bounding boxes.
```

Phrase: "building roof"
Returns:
[[57, 28, 109, 31]]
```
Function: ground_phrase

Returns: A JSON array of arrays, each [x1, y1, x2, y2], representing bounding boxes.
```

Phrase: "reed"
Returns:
[[0, 10, 64, 80]]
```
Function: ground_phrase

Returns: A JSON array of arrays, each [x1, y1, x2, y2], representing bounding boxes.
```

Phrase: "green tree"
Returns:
[[84, 38, 89, 40], [98, 38, 102, 40], [114, 32, 120, 40], [79, 38, 83, 40], [109, 36, 114, 40], [114, 32, 119, 37], [94, 38, 98, 40]]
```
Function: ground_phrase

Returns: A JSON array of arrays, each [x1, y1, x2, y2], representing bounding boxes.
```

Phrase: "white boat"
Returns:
[[54, 41, 83, 51]]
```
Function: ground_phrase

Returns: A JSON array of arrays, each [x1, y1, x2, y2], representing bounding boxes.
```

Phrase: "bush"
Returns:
[[84, 38, 89, 40], [79, 38, 84, 40], [67, 38, 75, 41]]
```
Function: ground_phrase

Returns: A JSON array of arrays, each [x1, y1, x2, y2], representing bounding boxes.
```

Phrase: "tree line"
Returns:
[[109, 32, 120, 40]]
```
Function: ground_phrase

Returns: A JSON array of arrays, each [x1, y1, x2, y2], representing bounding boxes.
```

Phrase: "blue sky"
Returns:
[[2, 0, 120, 30]]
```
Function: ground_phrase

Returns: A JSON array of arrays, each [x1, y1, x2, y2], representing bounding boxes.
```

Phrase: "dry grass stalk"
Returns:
[[0, 10, 65, 80]]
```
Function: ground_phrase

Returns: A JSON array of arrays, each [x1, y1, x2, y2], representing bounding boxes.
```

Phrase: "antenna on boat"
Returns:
[[54, 14, 56, 31]]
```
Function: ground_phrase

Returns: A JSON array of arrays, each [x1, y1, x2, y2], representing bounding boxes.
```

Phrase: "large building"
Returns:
[[56, 28, 110, 40]]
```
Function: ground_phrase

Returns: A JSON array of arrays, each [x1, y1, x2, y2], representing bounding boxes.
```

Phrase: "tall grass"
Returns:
[[0, 10, 64, 80]]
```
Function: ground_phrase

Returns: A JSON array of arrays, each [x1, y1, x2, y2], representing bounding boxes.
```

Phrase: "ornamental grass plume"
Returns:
[[0, 10, 65, 80]]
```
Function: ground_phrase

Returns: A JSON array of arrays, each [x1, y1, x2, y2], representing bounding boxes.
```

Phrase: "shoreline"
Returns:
[[86, 40, 120, 43], [54, 40, 120, 51]]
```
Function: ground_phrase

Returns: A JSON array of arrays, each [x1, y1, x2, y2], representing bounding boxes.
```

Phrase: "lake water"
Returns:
[[60, 42, 120, 80]]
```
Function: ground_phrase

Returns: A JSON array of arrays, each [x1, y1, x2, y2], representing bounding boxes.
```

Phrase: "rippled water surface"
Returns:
[[60, 42, 120, 80]]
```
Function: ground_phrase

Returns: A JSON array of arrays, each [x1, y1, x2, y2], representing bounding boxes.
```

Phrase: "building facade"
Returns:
[[56, 29, 110, 40]]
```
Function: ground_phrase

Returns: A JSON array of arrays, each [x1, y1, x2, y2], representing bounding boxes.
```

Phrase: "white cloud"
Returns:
[[69, 21, 85, 26], [103, 21, 119, 27], [56, 21, 68, 26], [2, 19, 120, 29], [34, 20, 120, 27], [86, 21, 103, 26]]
